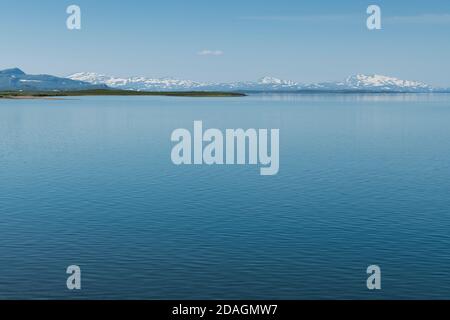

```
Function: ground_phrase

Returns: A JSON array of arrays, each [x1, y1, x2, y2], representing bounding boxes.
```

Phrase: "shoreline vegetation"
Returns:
[[0, 89, 247, 99]]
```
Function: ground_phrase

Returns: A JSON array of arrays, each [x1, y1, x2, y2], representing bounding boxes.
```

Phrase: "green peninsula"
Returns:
[[0, 89, 246, 99]]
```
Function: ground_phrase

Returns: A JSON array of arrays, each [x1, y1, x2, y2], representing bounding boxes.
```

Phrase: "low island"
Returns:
[[0, 89, 246, 99]]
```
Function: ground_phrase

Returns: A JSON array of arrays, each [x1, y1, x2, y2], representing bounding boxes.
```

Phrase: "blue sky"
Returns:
[[1, 0, 450, 86]]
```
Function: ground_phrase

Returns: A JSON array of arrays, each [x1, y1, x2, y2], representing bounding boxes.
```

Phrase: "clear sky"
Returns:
[[1, 0, 449, 86]]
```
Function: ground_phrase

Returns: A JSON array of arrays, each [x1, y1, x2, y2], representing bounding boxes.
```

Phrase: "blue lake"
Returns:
[[0, 94, 450, 299]]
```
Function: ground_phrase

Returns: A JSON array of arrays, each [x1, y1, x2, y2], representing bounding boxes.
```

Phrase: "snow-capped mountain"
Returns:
[[68, 72, 442, 93], [0, 68, 107, 91], [68, 72, 207, 91], [258, 76, 298, 86], [302, 74, 433, 92], [205, 76, 303, 91], [343, 74, 431, 92], [67, 73, 305, 91]]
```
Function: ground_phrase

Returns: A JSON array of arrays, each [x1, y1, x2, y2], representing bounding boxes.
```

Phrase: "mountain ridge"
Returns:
[[68, 72, 448, 93], [0, 68, 107, 91], [1, 68, 447, 93]]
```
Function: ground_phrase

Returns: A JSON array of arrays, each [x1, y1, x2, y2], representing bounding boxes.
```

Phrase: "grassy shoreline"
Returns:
[[0, 89, 247, 99]]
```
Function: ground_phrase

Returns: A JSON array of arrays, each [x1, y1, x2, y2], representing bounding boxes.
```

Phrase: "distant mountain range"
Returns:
[[69, 72, 450, 93], [1, 68, 448, 93], [0, 68, 107, 91]]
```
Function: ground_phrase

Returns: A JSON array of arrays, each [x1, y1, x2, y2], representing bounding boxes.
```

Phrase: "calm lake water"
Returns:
[[1, 94, 450, 299]]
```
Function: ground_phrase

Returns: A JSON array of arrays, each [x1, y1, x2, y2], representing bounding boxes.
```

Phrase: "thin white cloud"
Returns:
[[239, 13, 450, 25], [386, 14, 450, 24], [239, 15, 355, 22], [198, 50, 224, 56]]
